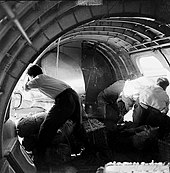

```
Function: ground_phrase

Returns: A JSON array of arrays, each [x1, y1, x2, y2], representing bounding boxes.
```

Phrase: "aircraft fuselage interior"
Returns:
[[1, 0, 170, 172]]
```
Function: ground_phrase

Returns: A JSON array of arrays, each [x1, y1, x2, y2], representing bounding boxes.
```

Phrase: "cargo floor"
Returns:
[[36, 154, 110, 173], [36, 148, 160, 173]]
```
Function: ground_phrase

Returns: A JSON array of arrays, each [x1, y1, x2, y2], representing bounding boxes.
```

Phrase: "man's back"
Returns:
[[103, 80, 125, 98], [139, 85, 169, 112]]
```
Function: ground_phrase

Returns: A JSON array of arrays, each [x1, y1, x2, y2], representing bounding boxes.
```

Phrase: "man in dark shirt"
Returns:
[[96, 80, 126, 121]]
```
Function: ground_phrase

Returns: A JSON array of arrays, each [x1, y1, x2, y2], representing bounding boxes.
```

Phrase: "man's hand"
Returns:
[[24, 77, 30, 91], [161, 107, 168, 114]]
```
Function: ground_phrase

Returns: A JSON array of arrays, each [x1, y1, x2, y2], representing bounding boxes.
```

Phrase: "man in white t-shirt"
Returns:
[[120, 76, 155, 111], [25, 64, 88, 164], [132, 77, 170, 134]]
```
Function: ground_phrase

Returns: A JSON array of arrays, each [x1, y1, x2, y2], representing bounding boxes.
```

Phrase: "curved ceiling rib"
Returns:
[[73, 19, 163, 40], [63, 17, 170, 53], [77, 26, 152, 42], [68, 26, 148, 42], [61, 32, 139, 50], [1, 0, 170, 67], [1, 2, 32, 45], [0, 1, 38, 40]]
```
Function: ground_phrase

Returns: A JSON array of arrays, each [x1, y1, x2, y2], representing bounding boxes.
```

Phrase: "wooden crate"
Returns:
[[83, 118, 112, 159], [87, 126, 108, 147]]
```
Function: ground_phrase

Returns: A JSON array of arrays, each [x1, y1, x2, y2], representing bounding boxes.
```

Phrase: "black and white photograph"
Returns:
[[0, 0, 170, 172]]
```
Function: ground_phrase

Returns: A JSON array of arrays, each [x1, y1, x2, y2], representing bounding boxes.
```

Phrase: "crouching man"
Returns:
[[132, 77, 170, 134]]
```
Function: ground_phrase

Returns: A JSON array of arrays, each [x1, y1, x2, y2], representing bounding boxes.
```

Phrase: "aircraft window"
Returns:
[[139, 56, 168, 79], [11, 92, 22, 109]]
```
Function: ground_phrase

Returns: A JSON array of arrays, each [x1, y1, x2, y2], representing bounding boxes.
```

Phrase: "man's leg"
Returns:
[[36, 90, 76, 160], [132, 103, 148, 127], [97, 92, 107, 119]]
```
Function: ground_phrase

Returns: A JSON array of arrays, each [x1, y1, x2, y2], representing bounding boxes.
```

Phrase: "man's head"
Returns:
[[157, 77, 169, 90], [27, 64, 43, 78]]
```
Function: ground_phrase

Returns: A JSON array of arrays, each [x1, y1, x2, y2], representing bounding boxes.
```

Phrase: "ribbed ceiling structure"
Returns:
[[63, 17, 170, 53], [1, 0, 170, 158]]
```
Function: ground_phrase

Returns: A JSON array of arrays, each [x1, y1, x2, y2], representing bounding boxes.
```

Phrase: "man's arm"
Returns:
[[161, 94, 169, 114], [24, 83, 30, 91], [24, 77, 31, 91], [161, 105, 169, 114]]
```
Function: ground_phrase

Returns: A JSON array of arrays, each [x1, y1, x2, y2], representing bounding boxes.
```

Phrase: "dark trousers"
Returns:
[[36, 88, 82, 155], [132, 102, 170, 138], [97, 91, 119, 120], [132, 102, 149, 127]]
